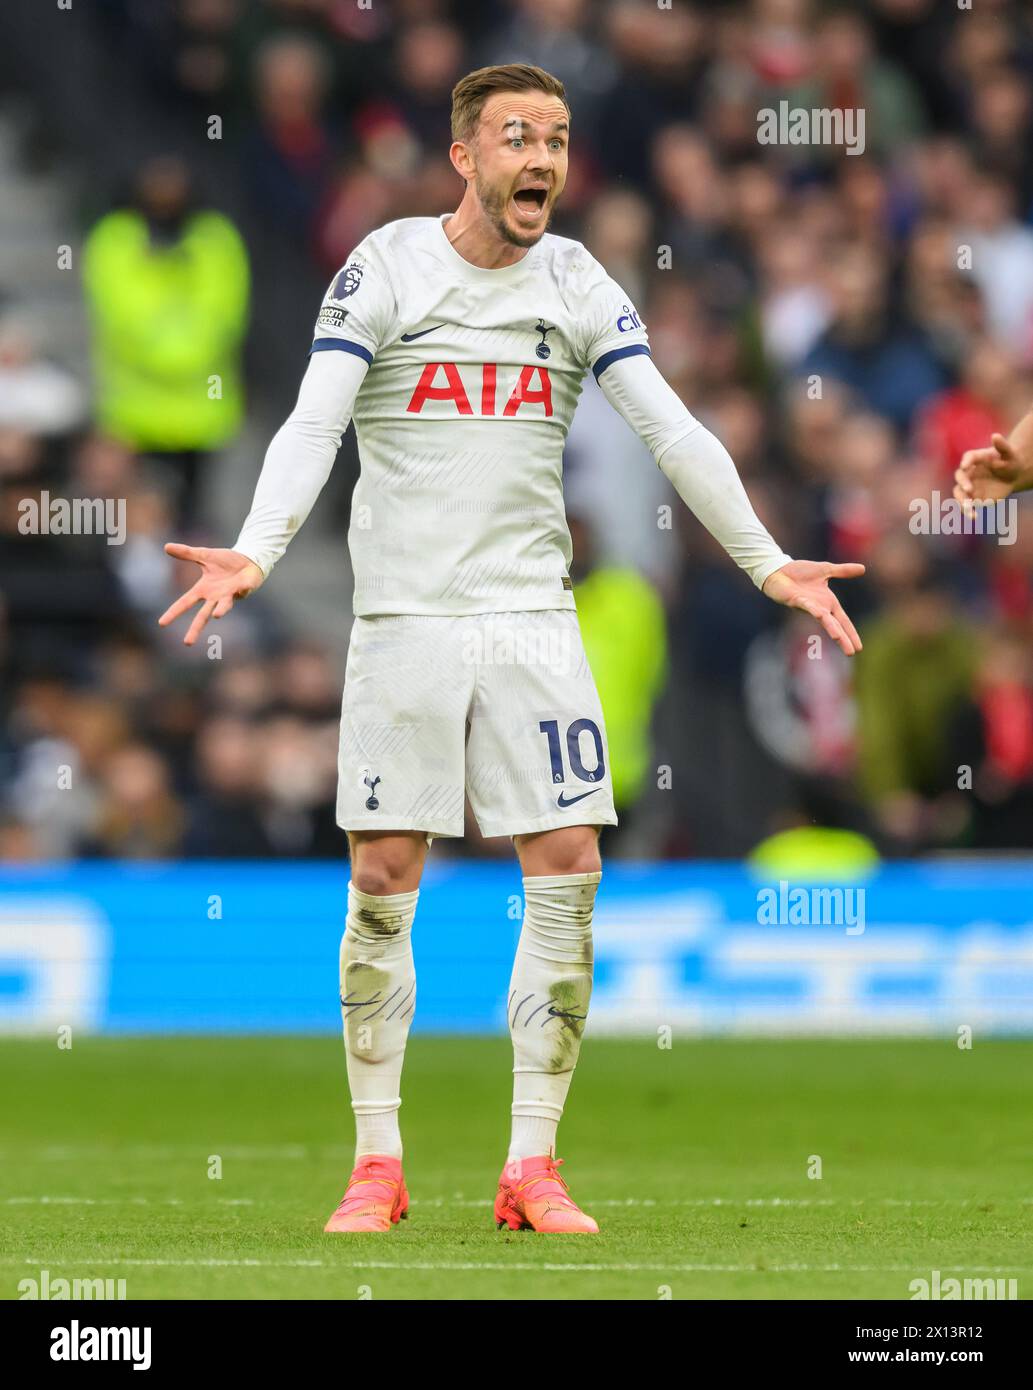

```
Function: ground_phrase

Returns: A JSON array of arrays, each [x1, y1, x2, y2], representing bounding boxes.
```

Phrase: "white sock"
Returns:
[[508, 1113, 559, 1163], [507, 871, 600, 1162], [340, 882, 418, 1162]]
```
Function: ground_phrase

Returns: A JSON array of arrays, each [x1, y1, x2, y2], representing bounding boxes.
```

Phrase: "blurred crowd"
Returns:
[[3, 0, 1033, 862]]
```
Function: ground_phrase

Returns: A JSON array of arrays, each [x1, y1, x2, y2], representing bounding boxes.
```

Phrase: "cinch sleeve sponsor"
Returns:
[[575, 255, 651, 380]]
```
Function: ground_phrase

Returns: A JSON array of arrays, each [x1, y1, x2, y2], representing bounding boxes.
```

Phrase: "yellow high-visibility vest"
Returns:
[[83, 209, 250, 450]]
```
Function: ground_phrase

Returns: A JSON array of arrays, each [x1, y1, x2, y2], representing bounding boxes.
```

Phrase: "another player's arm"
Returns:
[[953, 408, 1033, 506], [158, 348, 368, 645], [595, 351, 863, 656]]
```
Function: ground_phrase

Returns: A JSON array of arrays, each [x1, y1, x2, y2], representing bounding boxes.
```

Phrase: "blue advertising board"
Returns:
[[1, 861, 1032, 1035]]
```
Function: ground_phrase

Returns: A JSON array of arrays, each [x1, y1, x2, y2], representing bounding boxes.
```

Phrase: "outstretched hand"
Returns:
[[762, 560, 865, 657], [158, 543, 265, 646], [953, 433, 1027, 508]]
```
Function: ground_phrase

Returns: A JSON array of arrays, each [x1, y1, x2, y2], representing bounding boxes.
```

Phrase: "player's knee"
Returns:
[[522, 827, 601, 878], [349, 836, 424, 896], [350, 863, 381, 897], [561, 845, 602, 878], [350, 863, 403, 897]]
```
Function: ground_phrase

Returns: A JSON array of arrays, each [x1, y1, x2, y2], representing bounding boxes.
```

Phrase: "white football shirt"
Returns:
[[311, 214, 651, 617]]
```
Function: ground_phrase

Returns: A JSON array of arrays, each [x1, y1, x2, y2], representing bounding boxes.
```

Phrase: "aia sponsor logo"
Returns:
[[405, 363, 553, 417]]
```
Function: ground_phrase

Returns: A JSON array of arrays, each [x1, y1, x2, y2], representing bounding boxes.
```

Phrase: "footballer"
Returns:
[[159, 64, 863, 1235]]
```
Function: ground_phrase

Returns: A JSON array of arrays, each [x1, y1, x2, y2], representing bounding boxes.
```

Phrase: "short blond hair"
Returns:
[[450, 63, 569, 143]]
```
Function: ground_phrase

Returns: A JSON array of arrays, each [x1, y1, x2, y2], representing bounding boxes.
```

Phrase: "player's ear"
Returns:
[[449, 139, 475, 181]]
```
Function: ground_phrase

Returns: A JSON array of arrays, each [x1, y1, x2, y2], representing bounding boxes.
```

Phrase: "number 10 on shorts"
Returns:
[[538, 718, 606, 785]]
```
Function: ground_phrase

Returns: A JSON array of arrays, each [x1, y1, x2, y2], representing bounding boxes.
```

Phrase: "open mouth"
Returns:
[[512, 187, 548, 219]]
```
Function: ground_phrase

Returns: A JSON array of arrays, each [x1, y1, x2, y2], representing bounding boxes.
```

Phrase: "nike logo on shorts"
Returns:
[[400, 324, 446, 341], [556, 788, 601, 809]]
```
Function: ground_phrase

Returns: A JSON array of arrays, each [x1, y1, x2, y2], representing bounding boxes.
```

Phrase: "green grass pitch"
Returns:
[[1, 1036, 1030, 1300]]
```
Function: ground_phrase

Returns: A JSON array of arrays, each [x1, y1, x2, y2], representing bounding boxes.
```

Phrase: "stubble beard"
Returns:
[[475, 170, 551, 249]]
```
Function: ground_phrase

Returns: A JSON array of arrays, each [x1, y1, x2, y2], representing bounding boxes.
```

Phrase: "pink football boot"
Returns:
[[494, 1155, 599, 1234], [324, 1155, 409, 1233]]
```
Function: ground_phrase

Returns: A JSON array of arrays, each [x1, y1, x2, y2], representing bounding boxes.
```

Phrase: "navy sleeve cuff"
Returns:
[[309, 338, 374, 365], [591, 343, 651, 382]]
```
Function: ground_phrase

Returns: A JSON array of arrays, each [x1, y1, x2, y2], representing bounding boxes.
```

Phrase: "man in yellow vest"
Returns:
[[82, 156, 250, 520]]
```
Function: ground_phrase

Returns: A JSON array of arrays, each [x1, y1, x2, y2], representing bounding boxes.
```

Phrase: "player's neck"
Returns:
[[444, 195, 532, 270]]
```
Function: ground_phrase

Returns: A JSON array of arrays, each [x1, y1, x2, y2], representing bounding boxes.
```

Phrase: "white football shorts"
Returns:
[[337, 610, 618, 839]]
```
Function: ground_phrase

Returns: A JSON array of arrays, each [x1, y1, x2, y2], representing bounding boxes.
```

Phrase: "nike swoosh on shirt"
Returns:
[[400, 325, 447, 341], [556, 789, 601, 809]]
